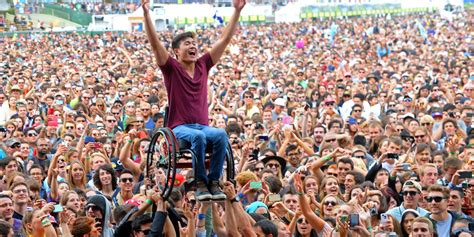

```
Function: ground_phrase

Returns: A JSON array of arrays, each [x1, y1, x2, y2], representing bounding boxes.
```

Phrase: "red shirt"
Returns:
[[159, 53, 214, 129]]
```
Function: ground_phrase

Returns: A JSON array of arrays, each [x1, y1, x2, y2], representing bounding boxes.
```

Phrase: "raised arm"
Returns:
[[142, 0, 169, 66], [209, 0, 246, 63]]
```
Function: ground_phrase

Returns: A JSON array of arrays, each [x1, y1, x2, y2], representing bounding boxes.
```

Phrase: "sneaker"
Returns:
[[195, 181, 212, 201], [209, 180, 226, 200]]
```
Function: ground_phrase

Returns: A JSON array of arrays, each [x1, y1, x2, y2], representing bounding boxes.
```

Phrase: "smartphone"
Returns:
[[459, 171, 473, 179], [380, 213, 389, 225], [84, 136, 95, 144], [53, 204, 63, 213], [89, 124, 97, 129], [268, 194, 282, 202], [250, 181, 262, 190], [94, 143, 103, 149], [62, 141, 69, 147], [258, 134, 269, 141], [349, 214, 359, 227], [401, 163, 410, 171], [348, 117, 357, 125], [387, 153, 399, 159], [340, 215, 348, 223]]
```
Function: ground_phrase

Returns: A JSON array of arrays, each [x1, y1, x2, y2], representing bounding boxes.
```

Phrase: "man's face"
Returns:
[[403, 187, 421, 207], [447, 190, 462, 213], [344, 174, 356, 191], [286, 150, 299, 167], [175, 37, 198, 63], [141, 105, 151, 117], [421, 167, 437, 186], [29, 168, 44, 184], [119, 173, 134, 192], [387, 142, 401, 154], [427, 191, 448, 215], [12, 185, 29, 205], [133, 222, 152, 237], [0, 197, 14, 220], [411, 222, 433, 237], [337, 162, 352, 182], [5, 160, 17, 176], [313, 127, 325, 143], [283, 194, 299, 212]]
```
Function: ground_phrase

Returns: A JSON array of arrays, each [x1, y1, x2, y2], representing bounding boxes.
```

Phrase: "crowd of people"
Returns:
[[0, 0, 473, 236]]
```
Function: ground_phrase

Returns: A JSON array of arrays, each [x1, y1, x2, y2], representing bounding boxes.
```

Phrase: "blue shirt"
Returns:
[[386, 203, 429, 222]]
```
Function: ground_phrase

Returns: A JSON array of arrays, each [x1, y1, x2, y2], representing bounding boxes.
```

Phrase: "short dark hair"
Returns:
[[0, 157, 16, 170], [0, 219, 12, 236], [131, 214, 153, 232], [172, 32, 196, 49], [253, 220, 278, 237], [337, 158, 354, 170], [346, 171, 364, 185]]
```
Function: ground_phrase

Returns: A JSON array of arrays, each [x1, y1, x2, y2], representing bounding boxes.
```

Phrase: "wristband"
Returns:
[[297, 192, 304, 196], [323, 155, 332, 162], [41, 218, 51, 227], [367, 226, 373, 232], [145, 199, 153, 205], [197, 213, 206, 220], [230, 197, 239, 203], [128, 139, 133, 143]]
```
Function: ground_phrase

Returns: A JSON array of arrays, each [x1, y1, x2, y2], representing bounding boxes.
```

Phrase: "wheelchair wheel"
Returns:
[[147, 127, 178, 201], [225, 142, 236, 184]]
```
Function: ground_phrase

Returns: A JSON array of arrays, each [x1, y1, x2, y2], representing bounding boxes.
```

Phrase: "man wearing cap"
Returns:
[[271, 98, 287, 121], [142, 0, 246, 201], [386, 180, 429, 221]]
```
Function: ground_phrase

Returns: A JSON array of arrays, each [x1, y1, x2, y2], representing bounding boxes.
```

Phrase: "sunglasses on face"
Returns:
[[121, 177, 133, 183], [297, 218, 308, 224], [266, 163, 280, 168], [27, 133, 38, 137], [402, 191, 419, 196], [10, 143, 20, 149], [324, 201, 337, 206], [426, 196, 445, 203], [325, 139, 336, 143], [421, 123, 432, 126], [85, 204, 101, 212]]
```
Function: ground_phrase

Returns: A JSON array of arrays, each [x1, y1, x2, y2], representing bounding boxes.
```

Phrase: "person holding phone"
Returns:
[[142, 0, 246, 201]]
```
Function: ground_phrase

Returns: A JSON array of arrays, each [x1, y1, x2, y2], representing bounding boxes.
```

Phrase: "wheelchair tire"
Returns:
[[147, 127, 177, 201]]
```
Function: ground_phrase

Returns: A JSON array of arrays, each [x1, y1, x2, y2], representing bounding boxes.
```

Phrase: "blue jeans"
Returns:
[[173, 124, 227, 184]]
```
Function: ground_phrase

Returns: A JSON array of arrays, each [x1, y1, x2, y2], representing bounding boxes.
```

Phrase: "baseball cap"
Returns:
[[274, 98, 286, 107], [403, 180, 422, 192]]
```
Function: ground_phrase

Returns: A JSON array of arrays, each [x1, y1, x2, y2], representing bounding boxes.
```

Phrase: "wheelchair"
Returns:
[[146, 110, 236, 201]]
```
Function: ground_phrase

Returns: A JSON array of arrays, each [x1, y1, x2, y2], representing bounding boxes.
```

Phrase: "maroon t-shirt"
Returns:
[[159, 53, 214, 129]]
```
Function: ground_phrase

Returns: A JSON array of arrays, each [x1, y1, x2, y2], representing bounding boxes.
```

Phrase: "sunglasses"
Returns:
[[421, 123, 432, 126], [10, 143, 21, 149], [415, 135, 425, 139], [112, 112, 120, 115], [121, 178, 133, 183], [66, 126, 75, 129], [255, 167, 264, 172], [244, 124, 252, 128], [353, 155, 365, 159], [141, 108, 150, 111], [85, 204, 101, 212], [325, 139, 336, 143], [139, 229, 151, 235], [266, 163, 280, 168], [27, 133, 38, 137], [244, 96, 253, 99], [426, 196, 445, 203], [297, 218, 308, 224], [353, 109, 361, 113], [107, 120, 116, 123], [324, 201, 337, 206], [402, 191, 419, 196]]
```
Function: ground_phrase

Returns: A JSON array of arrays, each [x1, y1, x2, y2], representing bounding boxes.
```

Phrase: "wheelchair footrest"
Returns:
[[175, 160, 211, 169]]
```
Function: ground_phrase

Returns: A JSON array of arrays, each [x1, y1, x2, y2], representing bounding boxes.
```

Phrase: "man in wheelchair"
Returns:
[[142, 0, 246, 201]]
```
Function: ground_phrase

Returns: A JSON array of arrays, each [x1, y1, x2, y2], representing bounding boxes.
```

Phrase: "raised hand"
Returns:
[[233, 0, 246, 12], [141, 0, 150, 12]]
